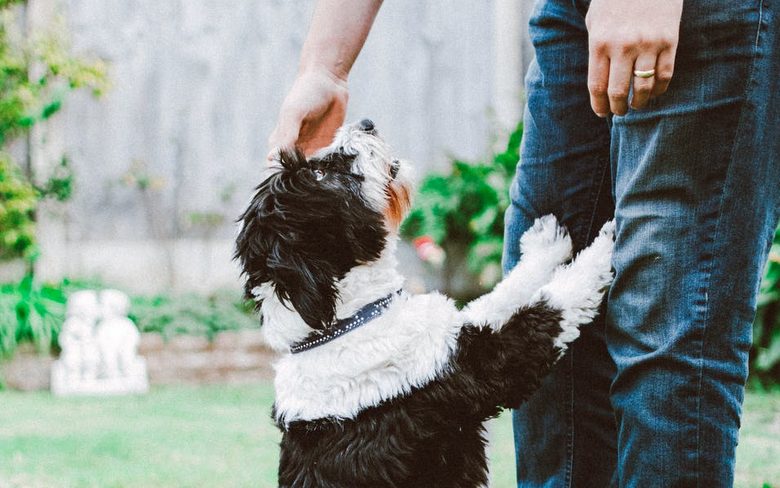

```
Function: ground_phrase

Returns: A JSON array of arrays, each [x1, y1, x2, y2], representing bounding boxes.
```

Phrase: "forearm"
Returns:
[[299, 0, 383, 80]]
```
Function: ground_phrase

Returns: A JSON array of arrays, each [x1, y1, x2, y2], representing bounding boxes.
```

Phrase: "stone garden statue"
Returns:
[[95, 290, 143, 379], [57, 290, 101, 383], [51, 289, 149, 396]]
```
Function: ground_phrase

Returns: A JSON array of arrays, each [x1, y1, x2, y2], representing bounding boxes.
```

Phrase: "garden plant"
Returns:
[[0, 0, 105, 357]]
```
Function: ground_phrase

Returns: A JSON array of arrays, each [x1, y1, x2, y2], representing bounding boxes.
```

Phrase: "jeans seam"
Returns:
[[564, 148, 609, 488], [693, 220, 715, 488], [753, 0, 764, 50], [562, 150, 609, 488], [564, 351, 574, 488], [694, 2, 765, 486], [585, 151, 611, 241]]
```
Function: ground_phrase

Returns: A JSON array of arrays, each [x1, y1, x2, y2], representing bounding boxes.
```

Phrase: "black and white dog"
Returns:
[[235, 119, 614, 488]]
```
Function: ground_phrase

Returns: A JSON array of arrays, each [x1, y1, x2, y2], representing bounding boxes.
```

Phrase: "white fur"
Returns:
[[462, 215, 572, 330], [317, 123, 412, 213], [254, 284, 311, 352], [273, 290, 461, 424], [269, 236, 463, 424], [534, 220, 615, 350], [266, 219, 614, 424]]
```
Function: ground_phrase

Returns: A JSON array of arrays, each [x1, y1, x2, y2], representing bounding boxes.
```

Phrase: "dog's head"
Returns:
[[235, 119, 413, 330]]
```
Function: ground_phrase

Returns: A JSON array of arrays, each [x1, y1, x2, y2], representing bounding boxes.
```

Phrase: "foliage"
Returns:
[[129, 291, 258, 341], [0, 274, 66, 357], [0, 2, 106, 262], [752, 224, 780, 384], [0, 7, 107, 145], [0, 155, 37, 260], [0, 0, 23, 12], [401, 123, 523, 289], [0, 277, 258, 357], [0, 155, 72, 261]]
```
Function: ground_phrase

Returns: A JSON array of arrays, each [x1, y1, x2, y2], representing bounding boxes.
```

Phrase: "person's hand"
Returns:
[[267, 69, 349, 161], [585, 0, 683, 116]]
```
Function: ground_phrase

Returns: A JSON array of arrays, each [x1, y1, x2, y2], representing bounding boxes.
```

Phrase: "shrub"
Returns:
[[0, 278, 258, 358], [752, 225, 780, 384], [0, 156, 37, 260], [401, 123, 522, 291], [0, 1, 106, 263], [129, 291, 258, 341], [0, 275, 67, 357], [0, 2, 106, 357]]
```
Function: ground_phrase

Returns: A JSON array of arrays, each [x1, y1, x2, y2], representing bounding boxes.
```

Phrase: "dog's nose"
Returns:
[[358, 119, 375, 132]]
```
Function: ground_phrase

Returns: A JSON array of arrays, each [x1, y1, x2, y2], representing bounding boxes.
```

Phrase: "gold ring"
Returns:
[[633, 69, 656, 79]]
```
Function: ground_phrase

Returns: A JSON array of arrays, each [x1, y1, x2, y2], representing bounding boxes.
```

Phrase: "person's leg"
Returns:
[[607, 1, 780, 485], [503, 1, 615, 486]]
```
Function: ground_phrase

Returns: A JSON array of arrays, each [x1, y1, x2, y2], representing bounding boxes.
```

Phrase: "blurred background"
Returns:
[[5, 0, 534, 293], [0, 1, 778, 487]]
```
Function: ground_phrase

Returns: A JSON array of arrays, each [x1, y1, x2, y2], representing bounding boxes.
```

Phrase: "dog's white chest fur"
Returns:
[[272, 292, 462, 424]]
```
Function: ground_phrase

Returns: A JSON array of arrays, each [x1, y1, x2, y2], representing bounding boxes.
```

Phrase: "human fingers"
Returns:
[[651, 47, 676, 97], [607, 52, 634, 116], [588, 41, 611, 117], [267, 110, 304, 160], [630, 52, 657, 110]]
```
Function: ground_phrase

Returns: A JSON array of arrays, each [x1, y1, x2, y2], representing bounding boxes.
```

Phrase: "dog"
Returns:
[[235, 119, 615, 488]]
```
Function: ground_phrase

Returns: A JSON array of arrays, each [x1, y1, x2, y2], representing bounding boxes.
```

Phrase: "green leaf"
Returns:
[[469, 206, 498, 235], [41, 99, 62, 119], [758, 290, 780, 308], [400, 123, 526, 295], [756, 329, 780, 371], [18, 273, 33, 297]]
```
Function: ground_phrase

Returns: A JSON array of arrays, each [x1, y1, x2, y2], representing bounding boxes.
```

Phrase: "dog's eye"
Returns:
[[313, 169, 325, 181]]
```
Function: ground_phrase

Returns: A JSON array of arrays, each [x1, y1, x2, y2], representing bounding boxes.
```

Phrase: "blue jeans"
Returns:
[[503, 0, 780, 486]]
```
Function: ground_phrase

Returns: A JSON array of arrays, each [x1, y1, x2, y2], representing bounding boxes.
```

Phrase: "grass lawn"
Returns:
[[0, 385, 778, 487]]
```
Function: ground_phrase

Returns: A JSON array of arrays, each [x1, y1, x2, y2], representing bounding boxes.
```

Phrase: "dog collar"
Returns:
[[290, 290, 402, 354]]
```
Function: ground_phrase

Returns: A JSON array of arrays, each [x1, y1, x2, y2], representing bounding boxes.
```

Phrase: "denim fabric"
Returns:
[[503, 0, 780, 486]]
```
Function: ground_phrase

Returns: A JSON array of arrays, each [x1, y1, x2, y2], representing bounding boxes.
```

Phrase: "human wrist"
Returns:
[[296, 61, 350, 94], [297, 39, 353, 83]]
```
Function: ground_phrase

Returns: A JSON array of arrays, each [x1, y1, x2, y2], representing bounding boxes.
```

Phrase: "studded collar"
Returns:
[[290, 290, 402, 354]]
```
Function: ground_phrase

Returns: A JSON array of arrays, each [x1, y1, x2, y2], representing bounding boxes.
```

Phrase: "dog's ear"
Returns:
[[267, 245, 340, 330], [235, 148, 310, 298], [235, 186, 273, 304], [235, 146, 389, 330], [235, 214, 339, 329]]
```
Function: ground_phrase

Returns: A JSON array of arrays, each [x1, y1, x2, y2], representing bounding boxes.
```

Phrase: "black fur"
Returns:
[[234, 148, 388, 329], [234, 140, 577, 487], [276, 303, 565, 488]]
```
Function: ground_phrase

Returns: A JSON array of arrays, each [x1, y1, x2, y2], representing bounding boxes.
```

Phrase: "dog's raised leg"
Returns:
[[462, 214, 572, 330], [443, 221, 615, 415], [533, 220, 615, 351]]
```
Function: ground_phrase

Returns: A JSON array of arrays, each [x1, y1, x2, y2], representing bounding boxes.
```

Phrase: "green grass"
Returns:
[[0, 385, 778, 487], [0, 385, 279, 488], [734, 391, 780, 488]]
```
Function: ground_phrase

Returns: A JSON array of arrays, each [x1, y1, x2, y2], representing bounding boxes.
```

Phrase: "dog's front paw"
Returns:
[[519, 214, 572, 266], [569, 220, 615, 291], [534, 220, 615, 349]]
